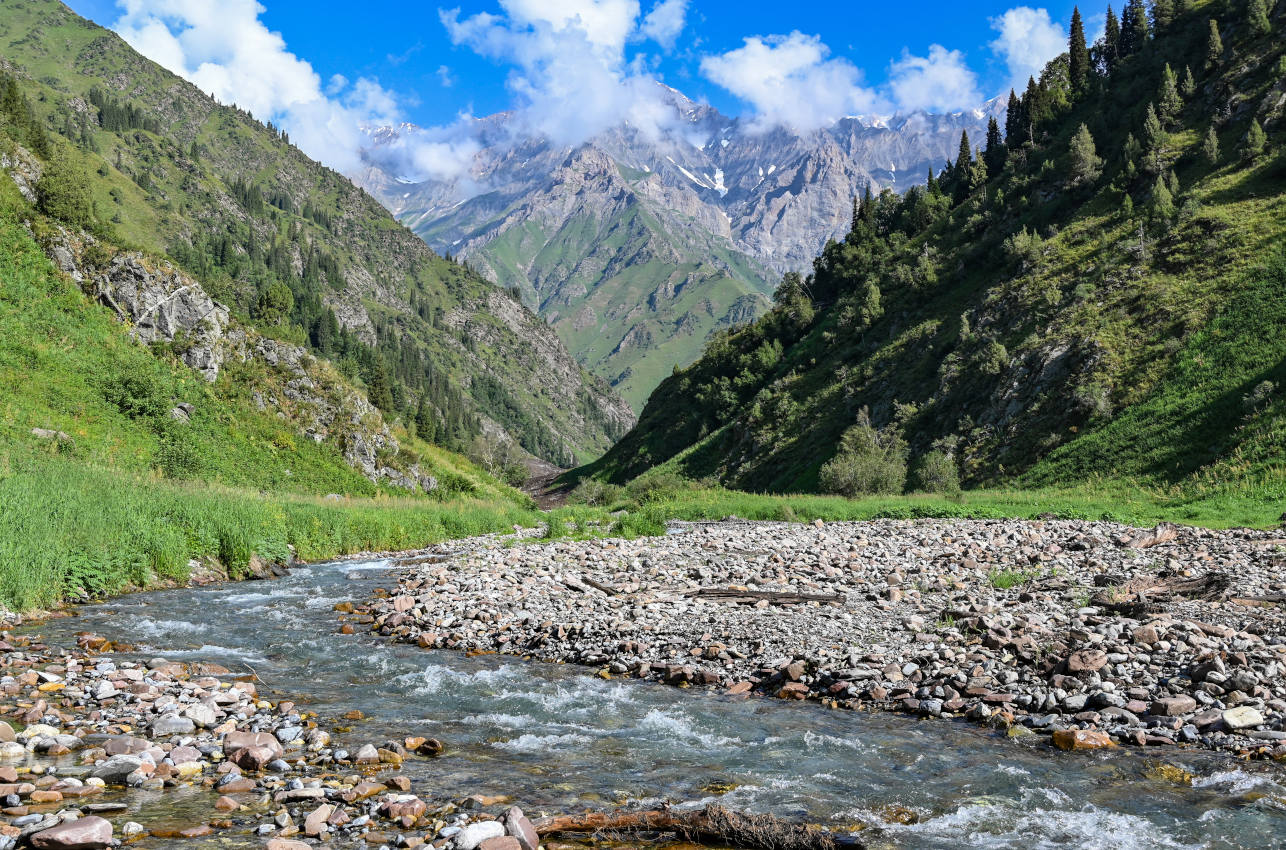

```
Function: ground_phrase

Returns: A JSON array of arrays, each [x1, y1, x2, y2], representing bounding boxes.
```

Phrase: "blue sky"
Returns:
[[60, 1, 1092, 177]]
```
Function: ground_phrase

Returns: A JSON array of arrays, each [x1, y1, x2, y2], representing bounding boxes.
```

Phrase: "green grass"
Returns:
[[988, 569, 1038, 589], [0, 453, 538, 611]]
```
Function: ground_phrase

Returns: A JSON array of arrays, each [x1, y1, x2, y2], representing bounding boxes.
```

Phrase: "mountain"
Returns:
[[0, 0, 633, 475], [579, 1, 1286, 500], [355, 87, 1000, 408]]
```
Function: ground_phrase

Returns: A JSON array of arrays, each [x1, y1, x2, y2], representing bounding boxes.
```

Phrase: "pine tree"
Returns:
[[1142, 103, 1166, 172], [1248, 0, 1271, 35], [1151, 173, 1174, 222], [1069, 7, 1091, 95], [1158, 64, 1183, 122], [1004, 89, 1024, 145], [957, 130, 973, 168], [1203, 125, 1221, 164], [1152, 0, 1175, 29], [1103, 6, 1122, 73], [414, 397, 436, 444], [1068, 123, 1103, 186], [1120, 0, 1150, 56], [1205, 20, 1223, 70], [1242, 119, 1267, 160], [1180, 66, 1196, 98], [984, 116, 1006, 175]]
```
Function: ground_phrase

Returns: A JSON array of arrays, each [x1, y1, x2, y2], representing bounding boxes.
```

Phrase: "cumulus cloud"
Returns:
[[699, 32, 884, 132], [989, 6, 1067, 94], [887, 45, 981, 113], [112, 0, 406, 173], [640, 0, 688, 49], [440, 0, 685, 145]]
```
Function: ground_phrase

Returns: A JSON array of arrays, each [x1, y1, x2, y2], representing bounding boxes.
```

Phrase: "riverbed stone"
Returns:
[[505, 806, 539, 850], [456, 821, 506, 850], [29, 816, 113, 849], [1052, 729, 1115, 751], [1222, 706, 1265, 730]]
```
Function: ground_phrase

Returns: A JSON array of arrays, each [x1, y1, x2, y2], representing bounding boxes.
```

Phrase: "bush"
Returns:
[[624, 471, 692, 504], [155, 424, 203, 480], [35, 150, 94, 229], [102, 367, 168, 420], [819, 408, 908, 497], [910, 450, 960, 495], [569, 478, 622, 507]]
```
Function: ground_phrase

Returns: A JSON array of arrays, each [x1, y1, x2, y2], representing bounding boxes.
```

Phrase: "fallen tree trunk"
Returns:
[[690, 589, 844, 605], [532, 805, 861, 850], [1091, 571, 1230, 615], [1123, 523, 1179, 549]]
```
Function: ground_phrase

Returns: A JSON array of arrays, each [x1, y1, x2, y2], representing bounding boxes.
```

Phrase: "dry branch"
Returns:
[[689, 589, 844, 605], [532, 805, 861, 850], [1123, 523, 1179, 549], [1091, 571, 1230, 615]]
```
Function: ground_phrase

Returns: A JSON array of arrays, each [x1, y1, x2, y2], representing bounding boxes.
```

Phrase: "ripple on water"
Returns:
[[884, 787, 1207, 850], [492, 732, 594, 753], [1191, 769, 1286, 796]]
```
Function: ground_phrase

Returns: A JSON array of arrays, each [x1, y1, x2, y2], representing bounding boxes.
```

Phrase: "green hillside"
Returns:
[[0, 0, 631, 468], [580, 0, 1286, 511]]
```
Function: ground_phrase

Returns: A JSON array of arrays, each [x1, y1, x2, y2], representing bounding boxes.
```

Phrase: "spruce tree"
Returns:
[[1069, 7, 1090, 95], [1180, 66, 1196, 98], [1103, 6, 1122, 73], [1203, 125, 1221, 164], [926, 167, 941, 197], [1022, 76, 1042, 139], [1151, 173, 1174, 222], [984, 116, 1006, 175], [414, 397, 436, 444], [1068, 123, 1103, 186], [957, 130, 973, 169], [1142, 103, 1165, 172], [1120, 0, 1150, 56], [1152, 0, 1175, 30], [1005, 89, 1024, 145], [1122, 193, 1135, 219], [1248, 0, 1271, 35], [1158, 64, 1183, 122], [366, 360, 394, 411], [1242, 119, 1267, 160], [1205, 20, 1223, 70]]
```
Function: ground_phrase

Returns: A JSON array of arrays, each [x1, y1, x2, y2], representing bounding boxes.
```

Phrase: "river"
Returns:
[[30, 553, 1286, 849]]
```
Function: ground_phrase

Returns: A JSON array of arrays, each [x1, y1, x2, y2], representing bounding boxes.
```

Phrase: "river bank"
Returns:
[[359, 518, 1286, 759]]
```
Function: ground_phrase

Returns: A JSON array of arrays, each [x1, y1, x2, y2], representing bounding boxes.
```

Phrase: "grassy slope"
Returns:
[[0, 0, 627, 464], [579, 0, 1286, 513], [0, 157, 537, 610]]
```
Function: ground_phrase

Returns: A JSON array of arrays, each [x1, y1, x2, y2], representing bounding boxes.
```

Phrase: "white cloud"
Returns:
[[440, 0, 682, 146], [887, 45, 981, 113], [640, 0, 687, 49], [112, 0, 403, 173], [989, 6, 1067, 94], [699, 32, 884, 132]]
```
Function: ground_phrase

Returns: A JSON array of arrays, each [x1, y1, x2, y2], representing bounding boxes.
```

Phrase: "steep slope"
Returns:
[[582, 0, 1286, 503], [0, 0, 633, 467], [356, 87, 997, 408]]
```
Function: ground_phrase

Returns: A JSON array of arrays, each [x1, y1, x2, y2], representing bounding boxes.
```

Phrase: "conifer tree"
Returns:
[[984, 116, 1006, 175], [1151, 173, 1174, 222], [1068, 123, 1103, 186], [1005, 89, 1024, 145], [1243, 119, 1267, 160], [1152, 0, 1175, 29], [1069, 7, 1091, 95], [851, 195, 860, 234], [1158, 64, 1183, 122], [1022, 76, 1042, 139], [1180, 66, 1196, 98], [1248, 0, 1271, 35], [1205, 20, 1223, 70], [957, 130, 972, 169], [1142, 103, 1165, 172], [414, 397, 436, 444], [859, 183, 874, 222], [1203, 125, 1221, 164], [1120, 0, 1150, 56], [1122, 193, 1135, 219], [1167, 170, 1180, 197], [926, 167, 941, 197], [1103, 6, 1122, 73]]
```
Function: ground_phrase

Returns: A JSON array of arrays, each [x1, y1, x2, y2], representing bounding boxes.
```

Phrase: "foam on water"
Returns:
[[1192, 769, 1285, 796], [491, 732, 594, 753]]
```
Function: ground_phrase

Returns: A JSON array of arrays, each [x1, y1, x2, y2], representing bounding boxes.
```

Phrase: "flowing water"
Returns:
[[30, 554, 1286, 850]]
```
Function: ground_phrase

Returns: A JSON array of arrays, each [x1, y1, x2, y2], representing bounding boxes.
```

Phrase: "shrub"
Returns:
[[102, 367, 168, 420], [819, 408, 908, 497], [155, 425, 203, 480], [569, 478, 622, 507], [910, 450, 960, 495], [35, 150, 94, 229]]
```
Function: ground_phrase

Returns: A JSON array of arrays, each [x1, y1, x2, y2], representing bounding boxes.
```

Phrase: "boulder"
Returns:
[[1222, 706, 1265, 730], [1052, 729, 1115, 751], [29, 816, 113, 849], [505, 806, 540, 850], [456, 821, 507, 850]]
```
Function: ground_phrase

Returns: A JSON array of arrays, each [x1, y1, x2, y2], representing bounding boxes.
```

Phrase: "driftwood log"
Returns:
[[1091, 571, 1230, 615], [532, 805, 862, 850], [689, 589, 845, 605], [1123, 523, 1179, 549]]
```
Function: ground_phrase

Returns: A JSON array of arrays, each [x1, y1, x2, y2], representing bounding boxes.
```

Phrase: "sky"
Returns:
[[61, 0, 1098, 180]]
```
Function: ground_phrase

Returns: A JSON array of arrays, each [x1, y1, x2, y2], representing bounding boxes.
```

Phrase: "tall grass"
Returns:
[[0, 454, 539, 611]]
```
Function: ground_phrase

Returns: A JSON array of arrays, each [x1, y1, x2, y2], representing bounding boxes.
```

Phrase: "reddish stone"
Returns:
[[29, 816, 113, 849]]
